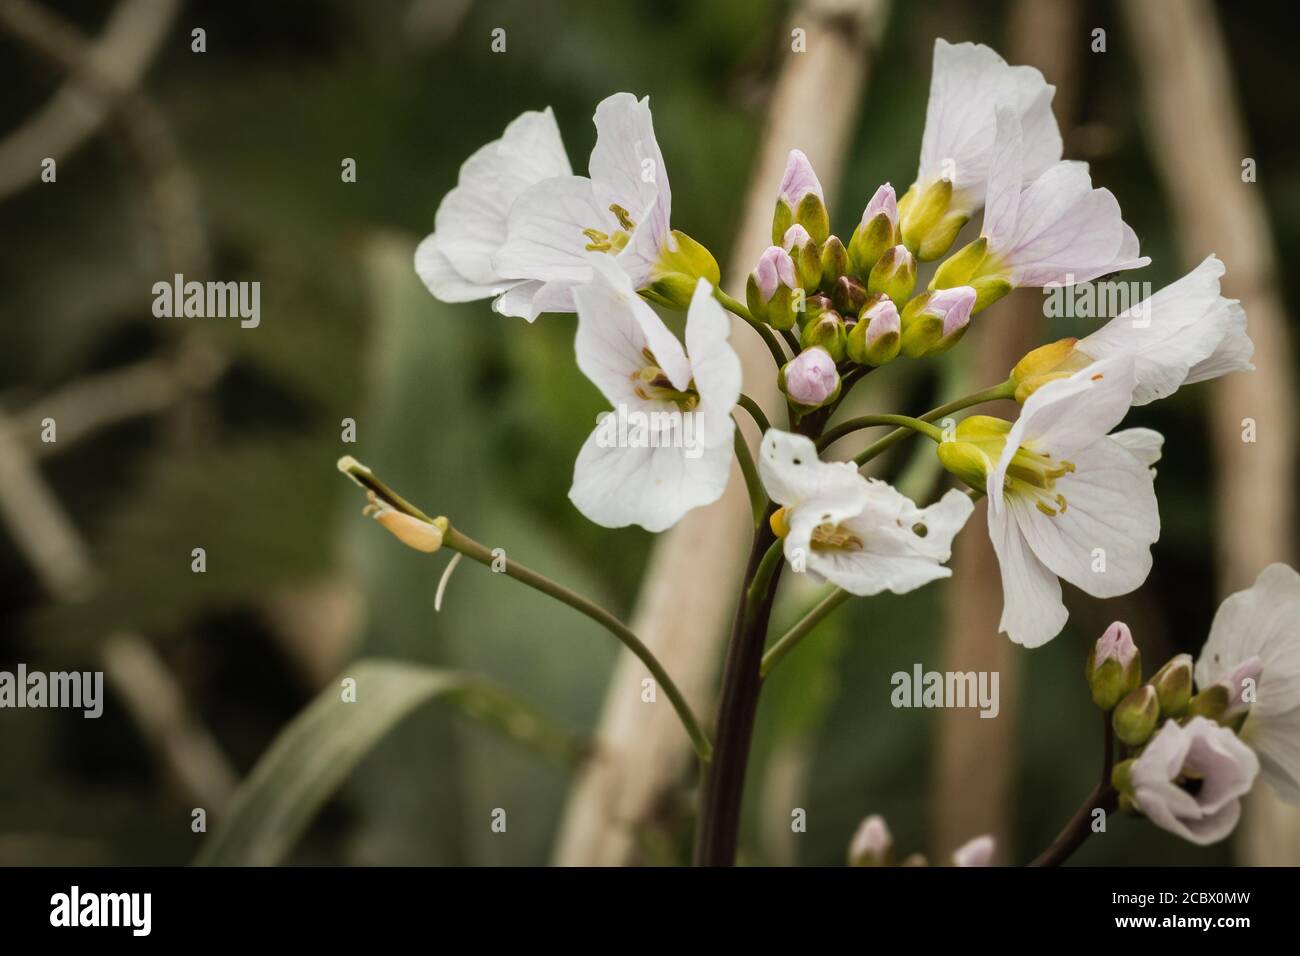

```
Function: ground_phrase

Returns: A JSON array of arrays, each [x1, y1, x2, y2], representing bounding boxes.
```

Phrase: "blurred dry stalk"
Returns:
[[554, 0, 890, 865], [930, 0, 1081, 863], [0, 0, 179, 200], [1123, 0, 1299, 866], [0, 411, 238, 813], [0, 0, 238, 814]]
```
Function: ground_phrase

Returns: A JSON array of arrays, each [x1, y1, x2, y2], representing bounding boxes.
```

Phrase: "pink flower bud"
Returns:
[[782, 347, 840, 408], [753, 245, 797, 301], [778, 148, 824, 206], [861, 182, 899, 230]]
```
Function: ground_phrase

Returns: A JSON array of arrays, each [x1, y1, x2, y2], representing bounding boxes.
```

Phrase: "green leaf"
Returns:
[[194, 658, 584, 866]]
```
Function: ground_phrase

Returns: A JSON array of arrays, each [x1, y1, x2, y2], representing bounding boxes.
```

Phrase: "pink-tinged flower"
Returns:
[[938, 357, 1163, 648], [780, 347, 840, 408], [1074, 255, 1254, 406], [906, 39, 1062, 229], [974, 109, 1150, 289], [490, 92, 675, 320], [778, 148, 824, 207], [1130, 716, 1259, 845], [415, 108, 572, 310], [1195, 563, 1300, 803], [568, 259, 740, 532], [760, 430, 973, 596], [951, 834, 995, 867]]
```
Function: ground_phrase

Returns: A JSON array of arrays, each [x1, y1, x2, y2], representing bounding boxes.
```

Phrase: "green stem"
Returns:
[[338, 457, 713, 764], [733, 420, 766, 527], [735, 393, 772, 435], [715, 288, 789, 369], [852, 378, 1015, 467], [760, 587, 852, 679], [819, 414, 943, 451]]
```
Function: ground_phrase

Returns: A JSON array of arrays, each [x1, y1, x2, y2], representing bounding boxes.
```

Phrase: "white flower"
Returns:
[[913, 39, 1062, 217], [492, 92, 674, 321], [415, 108, 572, 311], [975, 109, 1150, 288], [1195, 563, 1300, 804], [1129, 716, 1259, 845], [951, 834, 995, 867], [568, 259, 739, 532], [1074, 255, 1254, 406], [760, 430, 973, 596], [943, 357, 1162, 648]]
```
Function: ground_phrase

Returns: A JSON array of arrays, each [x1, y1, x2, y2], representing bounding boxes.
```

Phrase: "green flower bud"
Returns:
[[819, 235, 849, 293], [833, 274, 868, 317], [800, 293, 833, 329], [1113, 685, 1160, 746], [898, 178, 968, 262], [776, 150, 830, 243], [931, 237, 989, 289], [800, 310, 847, 362], [1111, 758, 1136, 796], [1150, 654, 1194, 719], [782, 224, 823, 294], [867, 244, 917, 307], [641, 229, 722, 309], [1085, 622, 1142, 711], [846, 297, 900, 367]]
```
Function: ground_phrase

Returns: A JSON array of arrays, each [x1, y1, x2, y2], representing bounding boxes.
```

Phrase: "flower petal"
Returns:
[[684, 279, 742, 450], [434, 107, 571, 285], [1010, 435, 1159, 598], [758, 429, 867, 508], [987, 497, 1068, 647], [568, 429, 730, 532]]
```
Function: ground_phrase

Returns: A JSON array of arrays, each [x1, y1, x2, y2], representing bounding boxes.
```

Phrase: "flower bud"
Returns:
[[779, 346, 841, 410], [1010, 337, 1087, 403], [1189, 657, 1262, 729], [951, 834, 995, 867], [1150, 653, 1193, 719], [800, 293, 833, 329], [833, 274, 868, 317], [1085, 621, 1142, 711], [773, 149, 829, 244], [782, 224, 822, 293], [1111, 757, 1136, 796], [848, 183, 899, 278], [641, 229, 721, 310], [898, 177, 968, 261], [867, 244, 917, 306], [846, 296, 900, 367], [935, 416, 1013, 494], [746, 245, 799, 330], [899, 286, 975, 358], [800, 309, 847, 362], [819, 235, 849, 293], [1113, 684, 1160, 746], [931, 237, 1012, 313], [848, 814, 892, 867]]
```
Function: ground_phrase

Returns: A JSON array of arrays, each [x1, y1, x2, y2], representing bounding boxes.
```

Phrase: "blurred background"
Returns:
[[0, 0, 1295, 866]]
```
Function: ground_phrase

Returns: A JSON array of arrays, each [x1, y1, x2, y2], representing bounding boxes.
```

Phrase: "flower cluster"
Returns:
[[411, 36, 1281, 861], [1093, 565, 1300, 845]]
